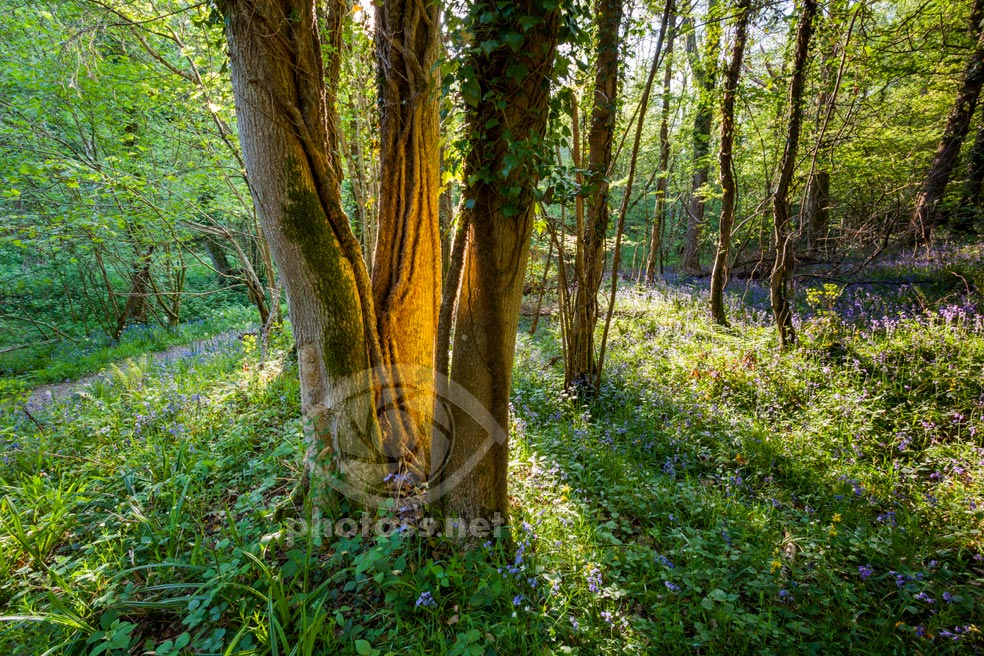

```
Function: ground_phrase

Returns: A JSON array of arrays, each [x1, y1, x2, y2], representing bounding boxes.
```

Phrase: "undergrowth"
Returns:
[[0, 256, 982, 655]]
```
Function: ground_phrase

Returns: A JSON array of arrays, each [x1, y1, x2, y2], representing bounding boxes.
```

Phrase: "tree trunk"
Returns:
[[681, 4, 721, 276], [911, 0, 984, 243], [710, 0, 751, 325], [221, 0, 385, 493], [203, 238, 234, 279], [567, 0, 624, 390], [371, 0, 443, 472], [112, 248, 154, 341], [958, 119, 984, 231], [805, 170, 830, 251], [646, 27, 676, 284], [441, 0, 561, 525], [771, 0, 818, 348]]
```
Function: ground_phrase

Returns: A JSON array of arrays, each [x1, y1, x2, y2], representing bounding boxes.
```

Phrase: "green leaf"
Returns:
[[355, 639, 373, 655], [461, 77, 481, 108]]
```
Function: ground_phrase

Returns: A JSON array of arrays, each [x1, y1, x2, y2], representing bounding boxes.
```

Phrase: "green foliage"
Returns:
[[1, 252, 982, 654]]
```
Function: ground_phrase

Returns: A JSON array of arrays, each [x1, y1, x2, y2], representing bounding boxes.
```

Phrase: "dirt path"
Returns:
[[24, 330, 246, 409]]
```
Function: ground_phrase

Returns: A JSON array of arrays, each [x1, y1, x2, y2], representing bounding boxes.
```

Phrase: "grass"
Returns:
[[0, 251, 982, 654]]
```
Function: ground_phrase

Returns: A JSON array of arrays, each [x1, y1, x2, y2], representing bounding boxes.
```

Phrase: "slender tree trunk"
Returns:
[[646, 29, 676, 284], [567, 0, 624, 390], [681, 4, 721, 276], [805, 170, 830, 251], [529, 239, 554, 335], [911, 0, 984, 243], [436, 208, 468, 379], [441, 0, 561, 524], [710, 0, 751, 325], [596, 0, 675, 388], [771, 0, 818, 348]]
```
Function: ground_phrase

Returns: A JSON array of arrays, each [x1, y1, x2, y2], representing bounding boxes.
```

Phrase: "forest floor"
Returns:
[[1, 246, 983, 655]]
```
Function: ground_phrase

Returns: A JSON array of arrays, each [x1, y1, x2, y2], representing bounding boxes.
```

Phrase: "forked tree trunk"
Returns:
[[441, 0, 561, 524], [771, 0, 818, 348], [567, 0, 624, 390], [709, 0, 751, 325], [681, 3, 721, 276], [911, 0, 984, 243], [645, 25, 676, 284]]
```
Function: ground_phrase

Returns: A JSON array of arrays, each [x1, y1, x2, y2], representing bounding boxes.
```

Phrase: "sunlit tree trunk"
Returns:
[[771, 0, 818, 348], [911, 0, 984, 243], [372, 0, 443, 471], [567, 0, 624, 390], [442, 0, 561, 524], [709, 0, 751, 326]]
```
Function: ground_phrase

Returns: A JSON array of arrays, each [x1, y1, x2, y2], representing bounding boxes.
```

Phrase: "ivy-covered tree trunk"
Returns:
[[771, 0, 818, 348], [681, 2, 721, 277], [567, 0, 623, 391], [441, 0, 561, 524], [710, 0, 750, 325], [911, 0, 984, 243]]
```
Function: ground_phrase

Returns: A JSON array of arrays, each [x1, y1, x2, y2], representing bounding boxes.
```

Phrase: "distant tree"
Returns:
[[681, 0, 722, 277], [710, 0, 752, 326], [911, 0, 984, 243], [771, 0, 818, 348]]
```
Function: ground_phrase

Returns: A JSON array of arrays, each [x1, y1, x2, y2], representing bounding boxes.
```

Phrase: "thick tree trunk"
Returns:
[[645, 32, 676, 284], [567, 0, 624, 390], [681, 4, 721, 276], [710, 0, 751, 325], [441, 0, 561, 524], [222, 0, 384, 491], [911, 0, 984, 243], [371, 0, 443, 473], [771, 0, 818, 348]]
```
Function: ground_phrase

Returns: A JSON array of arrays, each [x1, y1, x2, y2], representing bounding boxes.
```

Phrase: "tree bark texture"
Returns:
[[771, 0, 818, 348], [710, 0, 751, 325], [372, 0, 443, 472], [567, 0, 624, 390], [222, 0, 384, 488], [441, 0, 561, 524], [681, 3, 721, 276]]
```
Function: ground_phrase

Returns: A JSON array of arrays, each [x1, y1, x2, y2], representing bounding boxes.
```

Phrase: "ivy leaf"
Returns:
[[460, 75, 481, 108]]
